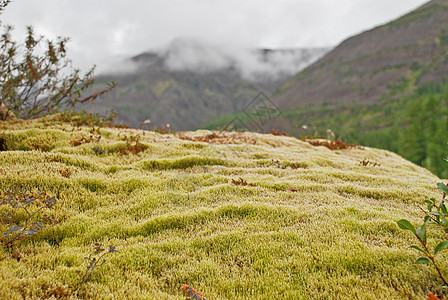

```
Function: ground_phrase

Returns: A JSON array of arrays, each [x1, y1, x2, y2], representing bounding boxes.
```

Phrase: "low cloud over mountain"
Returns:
[[92, 39, 328, 130], [111, 38, 330, 83]]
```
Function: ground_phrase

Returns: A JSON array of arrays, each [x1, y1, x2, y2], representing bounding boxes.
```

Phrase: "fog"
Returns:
[[107, 38, 330, 82], [0, 0, 429, 75]]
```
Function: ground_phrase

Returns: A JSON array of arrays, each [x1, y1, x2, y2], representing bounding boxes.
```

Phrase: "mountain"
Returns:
[[89, 41, 329, 130], [91, 64, 260, 130], [205, 0, 448, 178], [274, 0, 448, 108]]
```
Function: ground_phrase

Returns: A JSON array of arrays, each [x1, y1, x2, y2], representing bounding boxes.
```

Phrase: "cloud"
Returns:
[[163, 39, 235, 74], [0, 0, 429, 74], [130, 38, 330, 82]]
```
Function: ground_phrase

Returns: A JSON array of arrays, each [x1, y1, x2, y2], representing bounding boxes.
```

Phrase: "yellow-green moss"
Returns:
[[0, 117, 444, 299]]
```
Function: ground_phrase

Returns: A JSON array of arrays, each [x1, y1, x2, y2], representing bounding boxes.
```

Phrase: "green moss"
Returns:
[[140, 156, 228, 170], [2, 129, 71, 151], [0, 117, 443, 299]]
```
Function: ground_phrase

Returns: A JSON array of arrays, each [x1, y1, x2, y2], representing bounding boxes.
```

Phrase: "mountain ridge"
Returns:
[[274, 0, 448, 108], [89, 44, 329, 129], [203, 0, 448, 178]]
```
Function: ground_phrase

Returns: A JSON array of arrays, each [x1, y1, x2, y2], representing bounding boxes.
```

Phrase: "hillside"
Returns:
[[0, 115, 445, 299], [88, 43, 329, 130], [206, 0, 448, 178], [274, 0, 448, 108], [91, 67, 260, 131]]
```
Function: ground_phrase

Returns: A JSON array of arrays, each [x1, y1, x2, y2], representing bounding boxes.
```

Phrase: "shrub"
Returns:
[[0, 189, 58, 247], [231, 177, 255, 186], [75, 243, 118, 285], [359, 159, 380, 167], [0, 11, 116, 119], [0, 0, 10, 13], [397, 182, 448, 289]]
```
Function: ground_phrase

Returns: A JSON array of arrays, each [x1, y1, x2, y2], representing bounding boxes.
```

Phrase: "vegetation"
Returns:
[[0, 115, 445, 298], [205, 80, 448, 178], [387, 1, 448, 28], [199, 0, 448, 180], [0, 189, 58, 247], [0, 25, 116, 120], [398, 182, 448, 294], [0, 0, 10, 12], [76, 243, 118, 285], [0, 1, 115, 120], [0, 1, 447, 299]]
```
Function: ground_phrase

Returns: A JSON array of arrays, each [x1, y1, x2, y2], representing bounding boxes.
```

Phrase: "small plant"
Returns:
[[152, 123, 175, 134], [397, 183, 448, 290], [115, 135, 148, 155], [269, 129, 290, 137], [257, 160, 306, 170], [92, 146, 106, 155], [71, 134, 101, 147], [181, 284, 208, 300], [360, 159, 380, 167], [290, 162, 307, 169], [231, 177, 255, 187], [302, 138, 363, 150], [75, 243, 118, 285], [257, 159, 286, 169], [429, 293, 441, 300], [0, 189, 58, 247], [178, 132, 257, 145]]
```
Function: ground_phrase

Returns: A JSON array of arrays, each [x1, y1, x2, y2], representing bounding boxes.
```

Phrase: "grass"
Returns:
[[0, 114, 445, 299]]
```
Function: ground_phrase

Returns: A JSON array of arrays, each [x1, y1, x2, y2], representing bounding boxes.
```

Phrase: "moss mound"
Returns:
[[0, 116, 444, 299]]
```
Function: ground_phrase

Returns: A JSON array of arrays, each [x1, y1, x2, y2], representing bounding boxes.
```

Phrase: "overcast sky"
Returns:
[[0, 0, 430, 73]]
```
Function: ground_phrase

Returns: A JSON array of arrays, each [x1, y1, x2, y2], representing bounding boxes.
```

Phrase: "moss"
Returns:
[[140, 156, 228, 170], [0, 116, 443, 299], [2, 128, 71, 151]]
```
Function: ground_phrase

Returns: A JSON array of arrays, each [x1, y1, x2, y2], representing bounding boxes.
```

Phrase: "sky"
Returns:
[[0, 0, 430, 74]]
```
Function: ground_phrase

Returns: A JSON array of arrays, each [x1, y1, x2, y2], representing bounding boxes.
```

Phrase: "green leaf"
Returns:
[[437, 183, 448, 194], [435, 241, 448, 255], [430, 212, 443, 216], [397, 219, 416, 233], [441, 203, 448, 215], [416, 224, 427, 244], [409, 245, 427, 254], [416, 257, 431, 264]]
